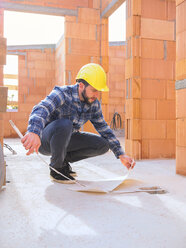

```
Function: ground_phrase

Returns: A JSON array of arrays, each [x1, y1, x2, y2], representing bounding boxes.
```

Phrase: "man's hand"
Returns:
[[21, 132, 41, 155], [119, 154, 136, 170]]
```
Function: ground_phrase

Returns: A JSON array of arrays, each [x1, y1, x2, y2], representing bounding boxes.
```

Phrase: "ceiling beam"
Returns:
[[101, 0, 125, 18], [0, 2, 77, 16]]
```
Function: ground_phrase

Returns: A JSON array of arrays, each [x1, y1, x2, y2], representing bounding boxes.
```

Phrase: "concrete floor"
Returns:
[[1, 138, 186, 248]]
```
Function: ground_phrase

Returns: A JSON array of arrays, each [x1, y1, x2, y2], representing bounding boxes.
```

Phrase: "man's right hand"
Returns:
[[21, 132, 41, 155]]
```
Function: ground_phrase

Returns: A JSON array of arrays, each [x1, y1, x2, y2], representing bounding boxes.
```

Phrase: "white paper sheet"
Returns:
[[69, 172, 130, 193]]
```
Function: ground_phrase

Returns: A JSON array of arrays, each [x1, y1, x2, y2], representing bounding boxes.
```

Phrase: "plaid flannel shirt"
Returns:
[[27, 84, 124, 158]]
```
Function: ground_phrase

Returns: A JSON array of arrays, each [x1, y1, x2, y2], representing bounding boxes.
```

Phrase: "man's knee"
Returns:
[[53, 119, 73, 135], [98, 138, 109, 155]]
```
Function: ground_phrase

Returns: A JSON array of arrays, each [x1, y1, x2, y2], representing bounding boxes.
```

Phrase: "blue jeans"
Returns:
[[39, 119, 109, 169]]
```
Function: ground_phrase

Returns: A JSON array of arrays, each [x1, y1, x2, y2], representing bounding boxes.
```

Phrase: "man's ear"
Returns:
[[79, 82, 85, 91]]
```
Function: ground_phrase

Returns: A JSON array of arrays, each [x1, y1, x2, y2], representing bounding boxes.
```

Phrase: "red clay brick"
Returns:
[[65, 16, 77, 23], [141, 59, 175, 80], [141, 99, 156, 120], [167, 41, 176, 60], [133, 78, 141, 98], [142, 120, 166, 139], [141, 79, 166, 99], [35, 70, 46, 79], [157, 99, 175, 120], [176, 89, 186, 118], [65, 22, 97, 40], [126, 16, 141, 39], [93, 0, 100, 9], [25, 95, 45, 104], [176, 118, 186, 146], [78, 8, 100, 24], [67, 38, 100, 56], [19, 103, 35, 113], [132, 0, 141, 16], [131, 119, 141, 140], [167, 81, 176, 100], [125, 58, 140, 79], [176, 146, 186, 175], [141, 0, 167, 20], [176, 1, 186, 33], [141, 139, 149, 158], [141, 18, 175, 41], [141, 39, 164, 59], [176, 59, 186, 80], [168, 1, 176, 21], [149, 139, 175, 158], [125, 99, 140, 119], [27, 52, 47, 61], [102, 92, 109, 104], [167, 120, 176, 139], [101, 41, 109, 56], [176, 31, 186, 61]]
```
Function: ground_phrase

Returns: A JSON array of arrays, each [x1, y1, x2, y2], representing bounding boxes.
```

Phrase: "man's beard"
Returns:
[[81, 88, 96, 105]]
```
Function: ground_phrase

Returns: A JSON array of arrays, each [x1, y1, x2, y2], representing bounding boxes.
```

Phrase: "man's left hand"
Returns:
[[119, 154, 136, 170]]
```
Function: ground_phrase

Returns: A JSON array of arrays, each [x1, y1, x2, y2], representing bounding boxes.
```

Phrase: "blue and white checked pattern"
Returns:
[[28, 84, 124, 158]]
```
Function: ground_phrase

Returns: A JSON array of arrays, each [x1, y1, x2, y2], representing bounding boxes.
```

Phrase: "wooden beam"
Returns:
[[7, 101, 18, 105], [4, 74, 18, 80], [4, 85, 18, 90]]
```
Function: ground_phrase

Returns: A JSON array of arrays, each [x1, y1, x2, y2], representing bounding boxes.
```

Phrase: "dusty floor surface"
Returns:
[[1, 138, 186, 248]]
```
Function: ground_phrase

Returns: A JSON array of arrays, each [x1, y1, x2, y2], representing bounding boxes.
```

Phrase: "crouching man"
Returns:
[[21, 63, 135, 183]]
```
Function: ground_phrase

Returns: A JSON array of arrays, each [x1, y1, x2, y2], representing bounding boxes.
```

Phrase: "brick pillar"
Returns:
[[125, 0, 176, 159], [64, 7, 109, 132], [0, 8, 4, 86], [176, 0, 186, 175], [0, 8, 6, 147], [0, 8, 7, 187]]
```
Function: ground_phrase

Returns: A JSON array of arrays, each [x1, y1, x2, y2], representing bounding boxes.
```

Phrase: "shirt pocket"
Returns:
[[59, 103, 74, 118]]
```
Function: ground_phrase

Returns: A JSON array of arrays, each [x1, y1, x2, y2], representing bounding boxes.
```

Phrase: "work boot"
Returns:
[[50, 167, 75, 184], [64, 160, 77, 176]]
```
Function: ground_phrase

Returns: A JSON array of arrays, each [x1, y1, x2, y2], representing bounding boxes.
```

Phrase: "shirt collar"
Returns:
[[72, 83, 81, 103]]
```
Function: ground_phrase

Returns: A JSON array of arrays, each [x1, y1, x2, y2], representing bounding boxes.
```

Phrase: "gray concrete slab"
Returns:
[[1, 138, 186, 248]]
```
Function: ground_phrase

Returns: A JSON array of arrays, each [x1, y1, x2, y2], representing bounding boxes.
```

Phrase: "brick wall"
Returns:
[[176, 0, 186, 175], [125, 0, 176, 159], [4, 45, 55, 137], [1, 0, 179, 162], [0, 8, 6, 147], [141, 0, 176, 159]]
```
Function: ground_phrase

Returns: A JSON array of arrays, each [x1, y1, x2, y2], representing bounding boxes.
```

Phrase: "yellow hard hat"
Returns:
[[76, 63, 109, 92]]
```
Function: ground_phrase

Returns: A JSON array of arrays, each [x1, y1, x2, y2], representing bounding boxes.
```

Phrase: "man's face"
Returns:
[[81, 85, 100, 105]]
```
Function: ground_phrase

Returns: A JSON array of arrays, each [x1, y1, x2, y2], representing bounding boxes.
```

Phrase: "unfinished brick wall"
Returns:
[[176, 0, 186, 175], [125, 0, 176, 159], [0, 0, 181, 164], [109, 42, 126, 128], [4, 46, 55, 137]]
